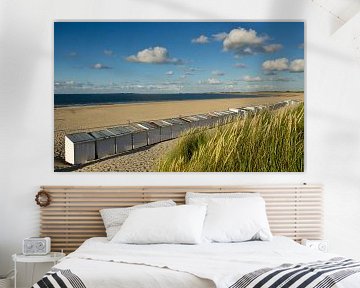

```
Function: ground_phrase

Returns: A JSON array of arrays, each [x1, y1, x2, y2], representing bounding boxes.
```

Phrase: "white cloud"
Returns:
[[262, 58, 304, 73], [166, 70, 174, 75], [104, 49, 115, 56], [212, 70, 225, 76], [221, 28, 283, 56], [262, 58, 289, 71], [191, 35, 209, 44], [199, 78, 222, 85], [289, 59, 304, 72], [235, 63, 247, 68], [263, 44, 283, 53], [223, 28, 267, 51], [91, 63, 112, 69], [266, 76, 292, 82], [212, 32, 228, 41], [243, 75, 262, 82], [126, 47, 182, 64]]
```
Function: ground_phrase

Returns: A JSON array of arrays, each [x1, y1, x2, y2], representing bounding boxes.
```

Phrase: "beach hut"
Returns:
[[204, 113, 220, 127], [136, 122, 161, 145], [64, 132, 96, 165], [126, 125, 148, 149], [212, 111, 228, 125], [206, 112, 221, 126], [254, 105, 267, 112], [151, 120, 172, 141], [242, 106, 257, 115], [163, 118, 190, 138], [107, 126, 133, 154], [89, 130, 116, 159], [194, 114, 211, 128], [229, 108, 248, 117], [181, 116, 202, 129]]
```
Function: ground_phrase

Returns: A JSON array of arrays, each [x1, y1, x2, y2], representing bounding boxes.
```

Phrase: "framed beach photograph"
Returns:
[[54, 21, 304, 172]]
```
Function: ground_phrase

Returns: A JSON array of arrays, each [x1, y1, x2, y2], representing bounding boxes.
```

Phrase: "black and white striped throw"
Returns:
[[32, 268, 86, 288], [229, 257, 360, 288]]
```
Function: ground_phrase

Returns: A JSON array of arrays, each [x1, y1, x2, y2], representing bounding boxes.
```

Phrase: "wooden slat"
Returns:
[[39, 184, 323, 253]]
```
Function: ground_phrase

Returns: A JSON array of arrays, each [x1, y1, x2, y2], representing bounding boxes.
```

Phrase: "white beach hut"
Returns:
[[107, 126, 133, 154], [164, 118, 190, 138], [151, 120, 172, 141], [65, 132, 96, 165], [204, 113, 219, 127], [205, 112, 219, 126], [181, 116, 201, 129], [242, 106, 257, 115], [229, 108, 248, 117], [126, 125, 148, 149], [194, 114, 211, 128], [212, 111, 228, 124], [136, 122, 161, 145], [89, 130, 116, 159]]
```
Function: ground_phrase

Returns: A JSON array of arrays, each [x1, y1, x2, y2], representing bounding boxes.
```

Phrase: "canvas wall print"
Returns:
[[54, 22, 304, 172]]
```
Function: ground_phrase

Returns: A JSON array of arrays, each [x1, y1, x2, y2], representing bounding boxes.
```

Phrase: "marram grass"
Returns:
[[157, 103, 304, 172]]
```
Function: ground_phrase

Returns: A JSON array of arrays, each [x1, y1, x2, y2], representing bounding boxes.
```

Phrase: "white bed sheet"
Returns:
[[54, 236, 360, 288]]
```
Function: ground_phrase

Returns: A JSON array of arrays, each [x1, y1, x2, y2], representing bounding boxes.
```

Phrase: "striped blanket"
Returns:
[[33, 258, 360, 288], [230, 258, 360, 288], [32, 268, 86, 288]]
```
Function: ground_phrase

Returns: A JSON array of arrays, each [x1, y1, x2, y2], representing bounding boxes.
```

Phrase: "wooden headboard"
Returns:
[[39, 185, 323, 253]]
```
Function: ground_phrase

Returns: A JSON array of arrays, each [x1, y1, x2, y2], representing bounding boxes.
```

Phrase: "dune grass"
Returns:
[[157, 103, 304, 172]]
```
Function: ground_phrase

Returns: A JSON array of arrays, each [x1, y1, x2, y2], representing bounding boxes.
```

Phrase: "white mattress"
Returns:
[[53, 236, 360, 288]]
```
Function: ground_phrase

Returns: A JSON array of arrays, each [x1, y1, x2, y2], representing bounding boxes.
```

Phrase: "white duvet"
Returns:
[[54, 237, 360, 288]]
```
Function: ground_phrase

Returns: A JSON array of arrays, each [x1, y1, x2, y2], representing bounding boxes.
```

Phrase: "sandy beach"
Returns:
[[54, 92, 303, 171]]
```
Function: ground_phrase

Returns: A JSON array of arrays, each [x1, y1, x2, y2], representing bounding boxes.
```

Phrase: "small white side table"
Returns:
[[12, 252, 65, 288]]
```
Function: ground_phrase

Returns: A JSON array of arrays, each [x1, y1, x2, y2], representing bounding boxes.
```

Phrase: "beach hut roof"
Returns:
[[136, 122, 158, 130], [194, 114, 208, 119], [66, 132, 94, 143], [151, 120, 172, 127], [180, 116, 196, 122], [128, 124, 147, 132], [164, 118, 188, 125], [107, 126, 132, 136], [89, 129, 114, 140]]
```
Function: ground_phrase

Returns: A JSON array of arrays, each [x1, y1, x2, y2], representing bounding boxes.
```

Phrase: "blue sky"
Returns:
[[54, 22, 304, 94]]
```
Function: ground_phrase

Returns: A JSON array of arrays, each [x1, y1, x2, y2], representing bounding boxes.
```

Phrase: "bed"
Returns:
[[33, 185, 360, 288]]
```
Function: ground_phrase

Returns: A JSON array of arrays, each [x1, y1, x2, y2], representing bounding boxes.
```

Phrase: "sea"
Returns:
[[54, 93, 267, 107]]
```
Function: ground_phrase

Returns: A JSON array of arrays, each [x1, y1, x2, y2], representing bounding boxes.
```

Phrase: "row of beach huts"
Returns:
[[64, 99, 300, 165]]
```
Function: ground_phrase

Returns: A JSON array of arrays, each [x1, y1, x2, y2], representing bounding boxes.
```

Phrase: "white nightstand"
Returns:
[[12, 252, 65, 288], [301, 239, 328, 252]]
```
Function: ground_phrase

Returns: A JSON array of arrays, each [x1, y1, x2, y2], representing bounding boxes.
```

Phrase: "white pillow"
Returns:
[[100, 200, 176, 240], [111, 205, 207, 244], [186, 192, 259, 205], [202, 197, 272, 243]]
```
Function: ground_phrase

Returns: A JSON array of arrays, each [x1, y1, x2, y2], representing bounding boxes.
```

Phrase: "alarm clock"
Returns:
[[301, 239, 328, 252], [23, 237, 51, 255]]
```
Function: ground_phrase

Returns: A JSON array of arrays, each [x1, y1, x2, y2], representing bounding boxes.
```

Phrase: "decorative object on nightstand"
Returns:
[[23, 237, 51, 255], [301, 239, 328, 252], [12, 252, 65, 288]]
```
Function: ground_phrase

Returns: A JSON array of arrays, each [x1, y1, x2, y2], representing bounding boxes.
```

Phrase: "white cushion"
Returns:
[[202, 197, 272, 243], [111, 205, 207, 244], [100, 200, 176, 240], [186, 192, 259, 205]]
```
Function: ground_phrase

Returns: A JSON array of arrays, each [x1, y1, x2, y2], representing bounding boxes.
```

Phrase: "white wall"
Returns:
[[1, 0, 360, 285]]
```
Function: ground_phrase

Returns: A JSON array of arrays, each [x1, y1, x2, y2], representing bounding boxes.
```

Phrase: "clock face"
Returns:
[[36, 241, 45, 250]]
